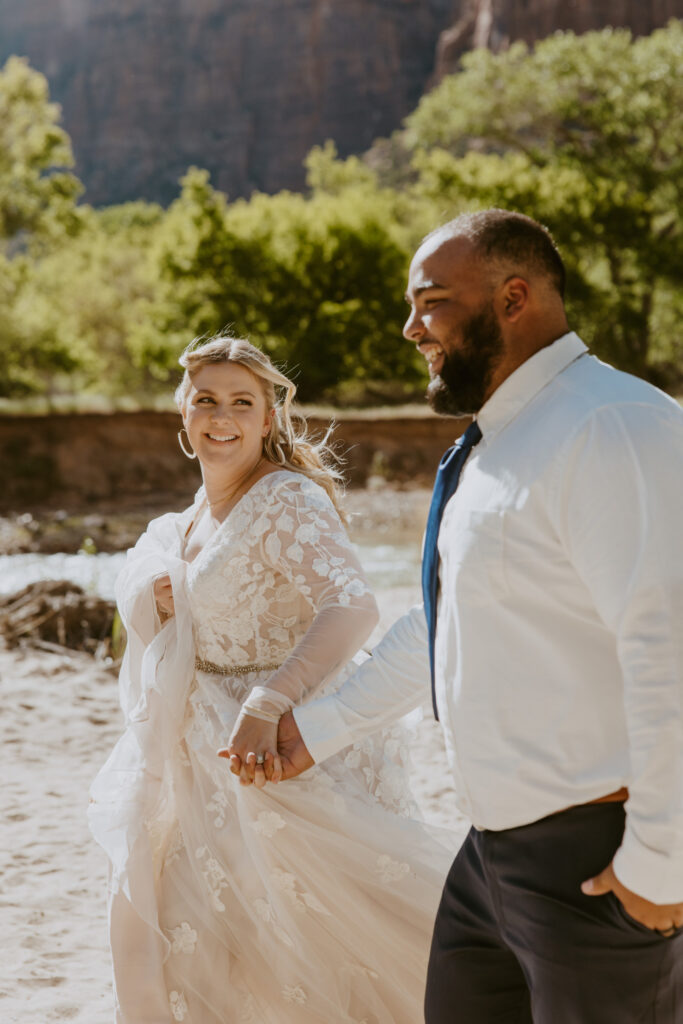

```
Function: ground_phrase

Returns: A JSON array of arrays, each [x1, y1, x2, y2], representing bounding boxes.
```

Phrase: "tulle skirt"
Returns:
[[154, 669, 459, 1023]]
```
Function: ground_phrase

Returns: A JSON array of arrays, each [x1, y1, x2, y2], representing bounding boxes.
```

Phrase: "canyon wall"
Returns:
[[1, 0, 680, 206]]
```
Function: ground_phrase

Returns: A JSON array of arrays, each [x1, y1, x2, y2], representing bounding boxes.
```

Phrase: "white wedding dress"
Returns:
[[90, 470, 457, 1024]]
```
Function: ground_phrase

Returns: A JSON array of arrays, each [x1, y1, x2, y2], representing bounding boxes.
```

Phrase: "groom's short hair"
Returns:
[[427, 209, 566, 298]]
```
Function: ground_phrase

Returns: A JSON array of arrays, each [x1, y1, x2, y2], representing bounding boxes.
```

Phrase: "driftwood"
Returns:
[[0, 580, 117, 656]]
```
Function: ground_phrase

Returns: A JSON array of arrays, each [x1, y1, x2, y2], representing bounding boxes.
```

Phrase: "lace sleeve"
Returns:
[[252, 475, 379, 707]]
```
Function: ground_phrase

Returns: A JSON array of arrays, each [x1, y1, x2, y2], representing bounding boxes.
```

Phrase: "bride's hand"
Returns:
[[218, 712, 282, 789], [153, 574, 175, 620]]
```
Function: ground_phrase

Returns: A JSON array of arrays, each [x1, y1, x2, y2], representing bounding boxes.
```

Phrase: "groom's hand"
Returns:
[[582, 861, 683, 934], [277, 711, 314, 781]]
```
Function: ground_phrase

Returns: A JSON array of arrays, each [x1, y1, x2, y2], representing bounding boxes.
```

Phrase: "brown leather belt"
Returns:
[[545, 787, 629, 822], [583, 786, 629, 806]]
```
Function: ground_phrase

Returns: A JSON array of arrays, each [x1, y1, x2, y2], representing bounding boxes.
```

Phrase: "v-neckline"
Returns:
[[183, 468, 297, 569]]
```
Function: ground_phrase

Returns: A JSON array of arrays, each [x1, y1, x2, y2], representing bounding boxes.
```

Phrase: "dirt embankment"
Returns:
[[0, 409, 467, 514]]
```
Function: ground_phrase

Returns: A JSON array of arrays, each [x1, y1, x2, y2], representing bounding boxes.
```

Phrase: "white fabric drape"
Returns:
[[89, 502, 199, 1021]]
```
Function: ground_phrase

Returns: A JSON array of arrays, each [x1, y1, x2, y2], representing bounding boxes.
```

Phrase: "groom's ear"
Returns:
[[499, 276, 530, 323]]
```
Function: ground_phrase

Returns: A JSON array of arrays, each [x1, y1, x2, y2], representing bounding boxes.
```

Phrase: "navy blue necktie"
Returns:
[[422, 420, 483, 719]]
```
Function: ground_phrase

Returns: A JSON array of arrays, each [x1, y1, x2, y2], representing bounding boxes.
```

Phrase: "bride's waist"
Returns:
[[194, 655, 283, 677]]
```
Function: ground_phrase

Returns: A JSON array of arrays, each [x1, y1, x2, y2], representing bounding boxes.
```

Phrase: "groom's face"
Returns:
[[403, 234, 506, 417]]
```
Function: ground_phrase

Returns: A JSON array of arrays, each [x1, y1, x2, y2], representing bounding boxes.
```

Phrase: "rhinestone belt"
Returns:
[[194, 656, 281, 676]]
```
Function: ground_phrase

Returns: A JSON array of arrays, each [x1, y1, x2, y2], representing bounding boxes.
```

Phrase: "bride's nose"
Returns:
[[210, 403, 233, 423]]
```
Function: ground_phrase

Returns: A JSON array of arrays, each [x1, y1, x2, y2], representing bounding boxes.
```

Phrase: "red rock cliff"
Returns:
[[0, 0, 680, 205]]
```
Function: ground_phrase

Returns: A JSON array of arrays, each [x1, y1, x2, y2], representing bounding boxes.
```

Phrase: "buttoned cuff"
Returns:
[[613, 826, 683, 904], [293, 696, 356, 765]]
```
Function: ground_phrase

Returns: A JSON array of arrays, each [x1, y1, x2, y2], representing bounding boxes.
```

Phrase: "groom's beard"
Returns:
[[426, 303, 505, 417]]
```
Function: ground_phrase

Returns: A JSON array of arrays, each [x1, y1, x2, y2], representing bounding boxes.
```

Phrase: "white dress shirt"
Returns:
[[294, 333, 683, 904]]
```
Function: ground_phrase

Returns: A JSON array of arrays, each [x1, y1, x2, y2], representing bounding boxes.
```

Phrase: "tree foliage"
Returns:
[[401, 22, 683, 383], [0, 57, 84, 396], [0, 56, 82, 246], [150, 164, 425, 401], [1, 24, 682, 401]]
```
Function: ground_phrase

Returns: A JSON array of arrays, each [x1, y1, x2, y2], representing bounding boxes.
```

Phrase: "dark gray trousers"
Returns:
[[425, 803, 683, 1023]]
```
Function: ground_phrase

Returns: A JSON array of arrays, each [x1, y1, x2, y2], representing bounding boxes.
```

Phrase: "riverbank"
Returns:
[[0, 484, 432, 556], [0, 407, 467, 512]]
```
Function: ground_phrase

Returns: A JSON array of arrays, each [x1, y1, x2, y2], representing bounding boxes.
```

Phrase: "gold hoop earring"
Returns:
[[177, 428, 197, 460]]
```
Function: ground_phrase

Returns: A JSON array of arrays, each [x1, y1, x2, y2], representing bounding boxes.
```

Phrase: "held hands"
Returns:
[[276, 711, 315, 780], [218, 711, 314, 787], [218, 710, 282, 788], [582, 861, 683, 935], [153, 574, 175, 620]]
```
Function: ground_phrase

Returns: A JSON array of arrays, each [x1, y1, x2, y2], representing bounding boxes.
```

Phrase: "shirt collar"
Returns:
[[477, 332, 587, 441]]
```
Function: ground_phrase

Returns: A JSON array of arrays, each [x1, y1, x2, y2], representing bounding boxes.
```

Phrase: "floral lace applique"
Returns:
[[306, 769, 348, 813], [186, 697, 215, 752], [282, 984, 307, 1005], [169, 990, 188, 1020], [253, 897, 274, 923], [270, 868, 331, 915], [376, 854, 410, 884], [342, 728, 415, 817], [240, 993, 257, 1022], [164, 823, 185, 869], [253, 896, 294, 947], [188, 473, 374, 672], [195, 845, 230, 912], [249, 810, 286, 837], [168, 921, 197, 955], [206, 788, 230, 828]]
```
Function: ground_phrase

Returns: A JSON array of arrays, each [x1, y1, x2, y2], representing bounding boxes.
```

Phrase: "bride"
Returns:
[[89, 334, 456, 1024]]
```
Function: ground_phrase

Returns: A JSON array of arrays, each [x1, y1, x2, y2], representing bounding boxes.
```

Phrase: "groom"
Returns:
[[277, 209, 683, 1022]]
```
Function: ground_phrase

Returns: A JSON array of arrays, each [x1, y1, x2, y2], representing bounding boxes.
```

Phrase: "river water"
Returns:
[[0, 540, 422, 601]]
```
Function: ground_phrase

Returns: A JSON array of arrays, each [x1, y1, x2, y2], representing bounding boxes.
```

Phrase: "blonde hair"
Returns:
[[175, 334, 347, 520]]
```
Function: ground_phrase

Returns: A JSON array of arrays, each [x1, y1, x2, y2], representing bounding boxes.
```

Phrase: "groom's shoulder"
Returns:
[[554, 353, 683, 433]]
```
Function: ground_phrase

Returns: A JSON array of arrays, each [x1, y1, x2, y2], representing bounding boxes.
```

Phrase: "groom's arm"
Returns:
[[291, 602, 431, 765]]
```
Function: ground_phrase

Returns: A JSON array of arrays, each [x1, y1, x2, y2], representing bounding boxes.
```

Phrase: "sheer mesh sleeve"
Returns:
[[251, 476, 379, 707]]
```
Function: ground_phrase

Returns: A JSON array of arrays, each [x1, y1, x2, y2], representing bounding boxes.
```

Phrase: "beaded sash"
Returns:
[[194, 656, 281, 676]]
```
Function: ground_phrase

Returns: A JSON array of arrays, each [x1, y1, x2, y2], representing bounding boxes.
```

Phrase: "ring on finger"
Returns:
[[255, 753, 266, 765]]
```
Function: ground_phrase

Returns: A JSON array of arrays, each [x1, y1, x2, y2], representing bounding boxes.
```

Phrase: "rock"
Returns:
[[1, 0, 679, 206], [0, 0, 455, 205]]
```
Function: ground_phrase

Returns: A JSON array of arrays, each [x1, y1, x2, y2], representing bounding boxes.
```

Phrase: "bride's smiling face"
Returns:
[[182, 362, 272, 475]]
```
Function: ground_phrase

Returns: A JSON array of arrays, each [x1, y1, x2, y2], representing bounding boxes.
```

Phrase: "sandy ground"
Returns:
[[1, 584, 461, 1024]]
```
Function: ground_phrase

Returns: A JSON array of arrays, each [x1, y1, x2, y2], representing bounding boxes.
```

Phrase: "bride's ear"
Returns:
[[262, 408, 275, 438]]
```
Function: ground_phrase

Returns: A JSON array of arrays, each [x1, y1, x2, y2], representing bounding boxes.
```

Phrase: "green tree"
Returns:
[[25, 201, 167, 399], [150, 165, 426, 401], [0, 57, 84, 396], [0, 56, 82, 245], [400, 22, 683, 384]]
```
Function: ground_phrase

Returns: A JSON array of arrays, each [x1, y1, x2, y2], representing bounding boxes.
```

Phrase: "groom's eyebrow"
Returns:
[[404, 281, 447, 303]]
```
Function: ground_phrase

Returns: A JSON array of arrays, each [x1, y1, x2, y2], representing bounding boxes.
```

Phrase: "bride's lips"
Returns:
[[205, 433, 239, 445]]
